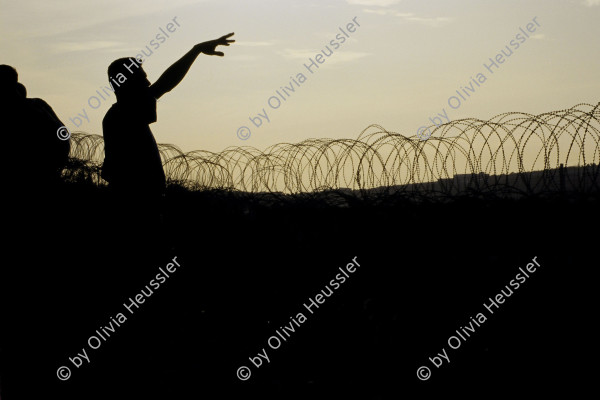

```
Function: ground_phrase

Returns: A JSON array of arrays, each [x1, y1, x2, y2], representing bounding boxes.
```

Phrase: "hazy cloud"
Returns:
[[281, 48, 370, 66], [361, 5, 450, 27], [403, 16, 452, 27], [347, 0, 402, 6], [235, 41, 276, 47], [51, 41, 128, 54], [363, 8, 395, 15]]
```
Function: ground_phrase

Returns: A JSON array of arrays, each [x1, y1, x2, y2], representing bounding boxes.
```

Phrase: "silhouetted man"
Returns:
[[101, 33, 234, 239], [101, 33, 235, 197]]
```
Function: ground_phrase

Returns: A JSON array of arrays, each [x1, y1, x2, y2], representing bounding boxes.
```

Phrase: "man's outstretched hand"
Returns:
[[151, 32, 235, 98], [195, 33, 235, 56]]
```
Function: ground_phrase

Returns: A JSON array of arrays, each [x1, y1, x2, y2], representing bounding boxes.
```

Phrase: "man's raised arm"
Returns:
[[151, 32, 235, 99]]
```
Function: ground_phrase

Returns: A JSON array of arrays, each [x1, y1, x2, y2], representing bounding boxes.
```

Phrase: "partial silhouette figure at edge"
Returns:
[[0, 64, 70, 189]]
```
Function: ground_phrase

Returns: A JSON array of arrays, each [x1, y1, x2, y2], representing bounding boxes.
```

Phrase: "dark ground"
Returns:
[[1, 180, 597, 399]]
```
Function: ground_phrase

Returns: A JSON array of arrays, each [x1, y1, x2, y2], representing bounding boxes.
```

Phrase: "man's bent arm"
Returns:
[[150, 46, 203, 99], [151, 32, 235, 99]]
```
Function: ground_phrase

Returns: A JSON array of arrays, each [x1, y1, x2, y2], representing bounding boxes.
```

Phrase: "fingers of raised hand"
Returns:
[[219, 32, 235, 45]]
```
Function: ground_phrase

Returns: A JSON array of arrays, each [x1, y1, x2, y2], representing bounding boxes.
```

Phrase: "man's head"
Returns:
[[0, 64, 19, 98], [108, 57, 151, 100]]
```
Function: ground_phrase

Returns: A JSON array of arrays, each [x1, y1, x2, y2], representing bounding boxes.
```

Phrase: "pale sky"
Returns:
[[1, 0, 599, 153]]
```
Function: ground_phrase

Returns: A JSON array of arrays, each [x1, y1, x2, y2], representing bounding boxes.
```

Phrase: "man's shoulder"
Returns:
[[27, 98, 48, 107], [25, 98, 51, 114]]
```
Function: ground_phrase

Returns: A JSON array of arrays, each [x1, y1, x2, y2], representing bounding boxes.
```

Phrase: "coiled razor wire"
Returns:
[[65, 102, 600, 199]]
